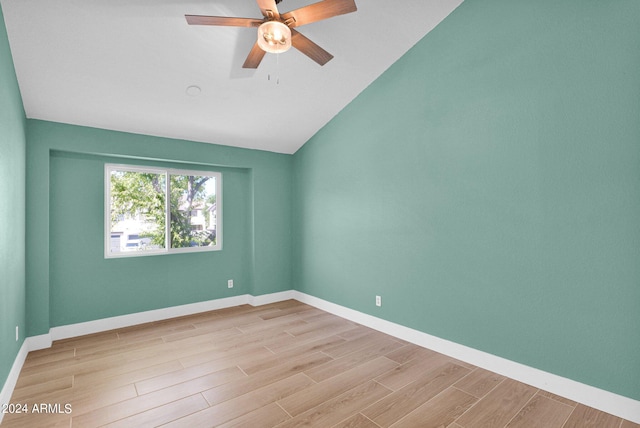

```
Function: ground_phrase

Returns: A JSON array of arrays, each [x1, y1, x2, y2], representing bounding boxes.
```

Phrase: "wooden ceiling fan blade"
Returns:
[[281, 0, 357, 27], [243, 42, 267, 68], [256, 0, 280, 19], [291, 29, 333, 66], [185, 15, 263, 27]]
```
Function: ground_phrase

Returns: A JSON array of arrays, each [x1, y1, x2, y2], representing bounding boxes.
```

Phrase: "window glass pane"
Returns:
[[169, 174, 217, 248], [109, 170, 166, 253]]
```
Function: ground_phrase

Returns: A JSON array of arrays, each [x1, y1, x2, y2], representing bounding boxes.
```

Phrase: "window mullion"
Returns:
[[165, 171, 171, 252]]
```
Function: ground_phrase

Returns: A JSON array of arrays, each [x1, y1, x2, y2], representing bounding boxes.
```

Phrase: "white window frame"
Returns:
[[105, 164, 222, 258]]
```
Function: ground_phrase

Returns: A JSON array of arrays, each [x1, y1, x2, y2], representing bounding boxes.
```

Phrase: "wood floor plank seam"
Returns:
[[540, 391, 578, 408], [509, 393, 575, 428], [235, 364, 249, 377], [501, 388, 541, 428], [454, 375, 508, 420], [560, 406, 579, 428], [96, 392, 206, 427], [362, 412, 383, 428], [275, 400, 294, 419], [331, 411, 381, 428], [390, 386, 477, 428]]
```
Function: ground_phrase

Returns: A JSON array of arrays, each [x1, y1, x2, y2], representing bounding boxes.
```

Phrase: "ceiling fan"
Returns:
[[185, 0, 357, 68]]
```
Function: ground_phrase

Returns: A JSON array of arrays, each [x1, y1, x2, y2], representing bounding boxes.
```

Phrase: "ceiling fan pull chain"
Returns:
[[267, 54, 280, 84]]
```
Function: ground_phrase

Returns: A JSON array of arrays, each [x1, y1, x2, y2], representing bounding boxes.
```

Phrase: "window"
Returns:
[[105, 164, 221, 257]]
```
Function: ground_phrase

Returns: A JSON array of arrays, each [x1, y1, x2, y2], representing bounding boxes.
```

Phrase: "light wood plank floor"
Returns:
[[2, 300, 638, 427]]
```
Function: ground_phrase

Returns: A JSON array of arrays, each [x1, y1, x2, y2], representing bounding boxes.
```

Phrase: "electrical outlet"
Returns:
[[16, 326, 19, 341], [375, 295, 381, 307], [228, 279, 234, 289]]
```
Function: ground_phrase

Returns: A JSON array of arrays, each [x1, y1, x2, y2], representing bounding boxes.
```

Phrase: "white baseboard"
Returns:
[[248, 290, 296, 306], [49, 294, 250, 342], [4, 291, 639, 424], [25, 333, 53, 352], [291, 291, 640, 424], [24, 292, 294, 353], [0, 341, 29, 424]]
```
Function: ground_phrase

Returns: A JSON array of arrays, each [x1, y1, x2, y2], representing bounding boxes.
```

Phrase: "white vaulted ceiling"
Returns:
[[1, 0, 462, 154]]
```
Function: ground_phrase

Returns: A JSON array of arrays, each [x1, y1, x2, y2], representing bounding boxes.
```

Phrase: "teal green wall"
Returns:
[[293, 0, 640, 401], [27, 120, 292, 334], [0, 3, 26, 394]]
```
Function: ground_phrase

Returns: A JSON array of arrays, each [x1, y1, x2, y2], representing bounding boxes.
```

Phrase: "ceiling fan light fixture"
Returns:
[[257, 21, 292, 54]]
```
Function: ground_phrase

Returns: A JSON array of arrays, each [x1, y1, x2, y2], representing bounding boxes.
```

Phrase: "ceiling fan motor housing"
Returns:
[[257, 21, 292, 53]]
